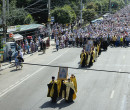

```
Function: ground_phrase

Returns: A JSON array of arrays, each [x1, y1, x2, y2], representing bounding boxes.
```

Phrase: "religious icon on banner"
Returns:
[[88, 40, 94, 47], [85, 44, 91, 52], [58, 67, 68, 80]]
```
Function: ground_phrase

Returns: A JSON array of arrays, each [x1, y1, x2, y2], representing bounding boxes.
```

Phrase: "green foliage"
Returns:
[[62, 5, 76, 22], [0, 0, 128, 25], [24, 14, 34, 24], [5, 0, 34, 26], [95, 2, 102, 14], [117, 0, 125, 8], [7, 8, 34, 26], [111, 1, 119, 9], [10, 0, 17, 9], [51, 7, 71, 24], [83, 9, 97, 22], [51, 5, 76, 24], [87, 2, 98, 10]]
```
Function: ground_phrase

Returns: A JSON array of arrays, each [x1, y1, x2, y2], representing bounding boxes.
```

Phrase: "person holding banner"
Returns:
[[64, 78, 76, 103]]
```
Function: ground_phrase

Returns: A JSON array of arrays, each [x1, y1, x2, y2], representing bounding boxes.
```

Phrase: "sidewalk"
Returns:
[[0, 39, 56, 72]]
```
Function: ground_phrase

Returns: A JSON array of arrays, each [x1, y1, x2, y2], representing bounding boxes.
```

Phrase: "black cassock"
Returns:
[[67, 87, 74, 103], [64, 84, 74, 103], [47, 82, 58, 103], [59, 80, 66, 97]]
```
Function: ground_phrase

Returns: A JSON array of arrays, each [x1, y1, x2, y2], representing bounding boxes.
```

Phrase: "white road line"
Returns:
[[0, 49, 70, 98], [1, 88, 10, 93], [9, 85, 15, 88], [85, 70, 88, 72], [121, 95, 127, 110], [14, 81, 20, 85], [20, 74, 30, 81], [110, 90, 115, 99]]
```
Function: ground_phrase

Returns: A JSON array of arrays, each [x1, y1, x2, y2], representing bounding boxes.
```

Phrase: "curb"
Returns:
[[0, 42, 56, 72]]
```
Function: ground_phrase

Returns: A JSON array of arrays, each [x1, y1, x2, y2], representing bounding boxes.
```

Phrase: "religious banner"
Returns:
[[58, 67, 68, 80], [85, 44, 91, 52]]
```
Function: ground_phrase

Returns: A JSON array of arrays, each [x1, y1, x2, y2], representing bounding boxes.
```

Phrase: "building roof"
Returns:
[[0, 24, 45, 33]]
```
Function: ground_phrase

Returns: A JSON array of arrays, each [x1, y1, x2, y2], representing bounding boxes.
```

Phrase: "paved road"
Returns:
[[0, 46, 130, 110]]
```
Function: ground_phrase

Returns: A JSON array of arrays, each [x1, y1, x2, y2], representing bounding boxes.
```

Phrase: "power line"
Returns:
[[24, 0, 42, 9], [7, 9, 48, 19]]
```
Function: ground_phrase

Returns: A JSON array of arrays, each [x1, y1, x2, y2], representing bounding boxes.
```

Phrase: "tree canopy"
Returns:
[[0, 0, 128, 25]]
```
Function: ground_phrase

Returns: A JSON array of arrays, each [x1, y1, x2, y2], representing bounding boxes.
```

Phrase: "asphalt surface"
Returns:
[[0, 46, 130, 110]]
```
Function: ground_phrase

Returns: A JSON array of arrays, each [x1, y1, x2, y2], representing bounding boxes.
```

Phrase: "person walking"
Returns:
[[47, 76, 58, 103], [56, 38, 59, 51], [64, 78, 76, 103], [8, 49, 13, 64]]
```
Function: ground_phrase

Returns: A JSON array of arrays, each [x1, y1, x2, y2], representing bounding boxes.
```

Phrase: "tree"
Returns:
[[6, 0, 34, 26], [62, 5, 76, 23], [51, 7, 71, 24], [83, 9, 97, 22], [7, 8, 34, 26], [51, 5, 76, 24]]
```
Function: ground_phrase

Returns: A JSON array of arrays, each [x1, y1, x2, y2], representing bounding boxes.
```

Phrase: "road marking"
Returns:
[[119, 69, 121, 72], [0, 49, 70, 98], [2, 88, 9, 93], [121, 95, 127, 110], [0, 49, 70, 97], [14, 81, 20, 85], [110, 90, 115, 99], [85, 70, 88, 72]]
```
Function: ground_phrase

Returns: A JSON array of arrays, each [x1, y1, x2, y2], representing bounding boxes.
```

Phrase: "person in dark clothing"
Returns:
[[8, 49, 13, 64], [59, 80, 66, 97], [47, 76, 58, 103], [40, 40, 43, 51], [89, 52, 93, 67], [80, 50, 86, 67], [43, 41, 46, 53]]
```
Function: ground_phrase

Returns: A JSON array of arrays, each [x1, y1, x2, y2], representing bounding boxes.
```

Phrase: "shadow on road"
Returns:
[[38, 53, 44, 55], [10, 62, 130, 74], [40, 99, 74, 109], [52, 50, 57, 53]]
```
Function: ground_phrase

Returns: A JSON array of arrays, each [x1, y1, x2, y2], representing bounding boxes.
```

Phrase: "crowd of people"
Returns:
[[15, 36, 47, 55], [8, 36, 47, 69], [47, 74, 77, 103], [47, 5, 129, 102], [52, 5, 129, 51], [49, 5, 130, 67]]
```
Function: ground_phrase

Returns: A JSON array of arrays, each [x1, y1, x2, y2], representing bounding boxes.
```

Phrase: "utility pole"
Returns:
[[80, 0, 83, 25], [2, 0, 7, 39], [125, 0, 127, 5], [7, 0, 9, 16], [109, 0, 111, 14], [48, 0, 51, 40]]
